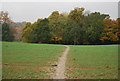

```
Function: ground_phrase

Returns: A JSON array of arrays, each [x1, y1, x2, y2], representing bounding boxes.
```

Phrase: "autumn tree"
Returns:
[[12, 27, 23, 41], [22, 22, 32, 42], [117, 18, 120, 40], [48, 11, 67, 43], [21, 7, 119, 45], [100, 19, 120, 43]]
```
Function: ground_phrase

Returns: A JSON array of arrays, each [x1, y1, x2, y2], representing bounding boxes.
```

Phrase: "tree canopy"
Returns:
[[20, 7, 120, 44], [0, 11, 14, 41]]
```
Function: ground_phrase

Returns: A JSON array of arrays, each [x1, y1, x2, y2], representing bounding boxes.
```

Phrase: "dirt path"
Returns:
[[53, 45, 70, 79]]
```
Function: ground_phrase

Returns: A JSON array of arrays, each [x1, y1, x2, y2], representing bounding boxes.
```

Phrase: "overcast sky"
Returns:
[[2, 2, 118, 22]]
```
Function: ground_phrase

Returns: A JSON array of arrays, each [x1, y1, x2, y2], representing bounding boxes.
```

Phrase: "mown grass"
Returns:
[[66, 45, 118, 79], [2, 42, 65, 79]]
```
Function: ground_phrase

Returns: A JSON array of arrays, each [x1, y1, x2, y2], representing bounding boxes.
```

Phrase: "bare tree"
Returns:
[[0, 11, 12, 24]]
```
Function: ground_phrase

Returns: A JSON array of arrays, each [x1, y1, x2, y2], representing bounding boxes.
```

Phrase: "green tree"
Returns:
[[84, 12, 109, 44], [67, 7, 85, 44], [48, 11, 67, 43], [0, 11, 14, 41], [2, 23, 14, 41], [62, 19, 79, 44], [31, 18, 51, 43]]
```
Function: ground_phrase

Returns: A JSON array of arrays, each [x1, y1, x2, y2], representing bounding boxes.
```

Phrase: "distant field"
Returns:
[[66, 45, 118, 79], [2, 42, 65, 79]]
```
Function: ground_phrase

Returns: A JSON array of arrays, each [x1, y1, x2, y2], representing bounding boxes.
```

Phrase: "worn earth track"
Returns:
[[53, 46, 70, 79]]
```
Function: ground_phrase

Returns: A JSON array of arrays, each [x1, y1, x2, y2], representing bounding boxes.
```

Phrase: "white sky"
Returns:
[[1, 1, 119, 22], [1, 0, 120, 2]]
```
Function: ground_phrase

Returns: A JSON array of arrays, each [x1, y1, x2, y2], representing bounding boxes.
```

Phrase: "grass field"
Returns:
[[65, 45, 118, 79], [2, 42, 118, 79], [2, 42, 65, 79]]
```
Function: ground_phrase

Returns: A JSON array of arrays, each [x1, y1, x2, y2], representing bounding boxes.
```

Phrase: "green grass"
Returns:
[[66, 45, 118, 79], [2, 42, 118, 79], [2, 42, 65, 79]]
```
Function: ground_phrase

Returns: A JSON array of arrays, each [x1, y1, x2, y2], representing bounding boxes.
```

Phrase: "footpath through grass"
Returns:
[[2, 42, 65, 79], [66, 45, 118, 79]]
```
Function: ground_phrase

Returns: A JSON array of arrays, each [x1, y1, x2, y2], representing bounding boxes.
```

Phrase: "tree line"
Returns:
[[1, 8, 120, 45]]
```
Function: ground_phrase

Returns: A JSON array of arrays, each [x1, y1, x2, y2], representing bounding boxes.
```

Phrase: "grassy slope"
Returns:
[[66, 45, 118, 79], [2, 42, 65, 79]]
